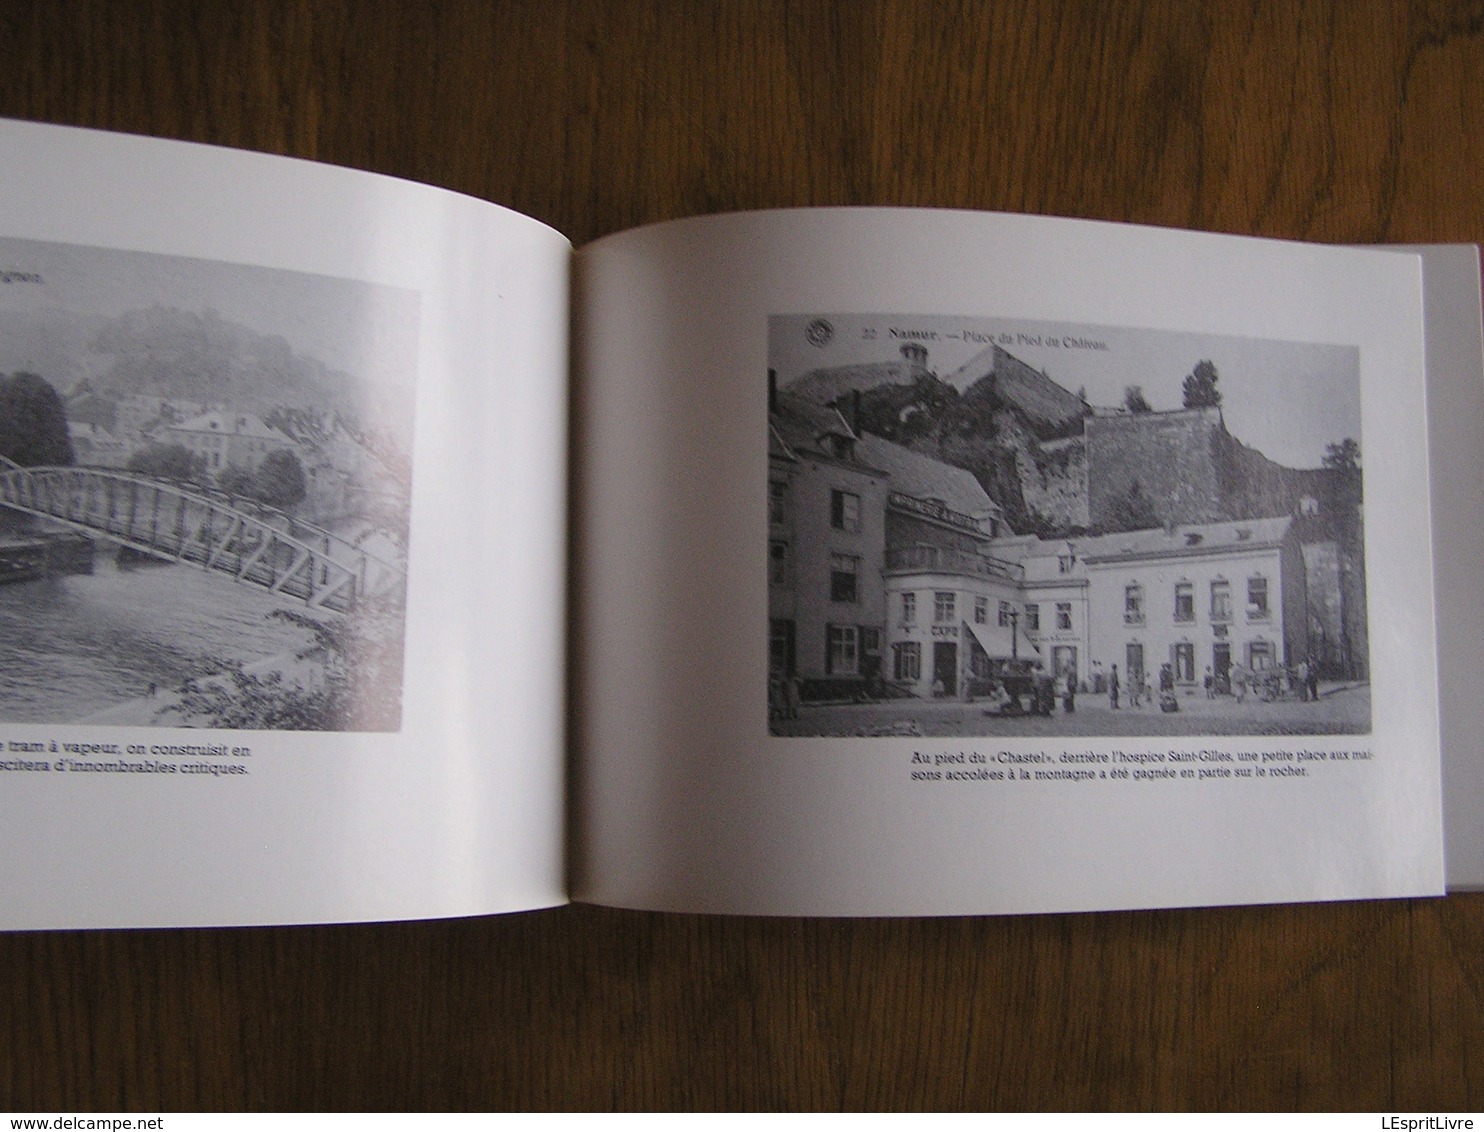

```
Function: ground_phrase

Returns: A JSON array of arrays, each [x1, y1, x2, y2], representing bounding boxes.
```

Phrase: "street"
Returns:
[[773, 682, 1371, 738]]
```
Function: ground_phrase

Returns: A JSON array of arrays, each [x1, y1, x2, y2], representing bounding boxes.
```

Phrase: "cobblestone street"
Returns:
[[773, 682, 1371, 738]]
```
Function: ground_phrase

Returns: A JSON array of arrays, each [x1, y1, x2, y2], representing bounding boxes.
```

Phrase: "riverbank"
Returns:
[[79, 646, 326, 728]]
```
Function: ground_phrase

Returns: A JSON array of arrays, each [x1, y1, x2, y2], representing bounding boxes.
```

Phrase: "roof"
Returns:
[[1078, 516, 1293, 565], [769, 391, 859, 463], [770, 390, 999, 521], [856, 432, 996, 519], [171, 410, 291, 443]]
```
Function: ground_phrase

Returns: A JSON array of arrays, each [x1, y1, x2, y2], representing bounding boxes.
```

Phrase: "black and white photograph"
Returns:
[[0, 238, 416, 731], [768, 312, 1368, 739]]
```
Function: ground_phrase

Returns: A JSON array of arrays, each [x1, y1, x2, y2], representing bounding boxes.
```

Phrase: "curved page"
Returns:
[[574, 207, 1443, 916], [0, 121, 571, 928]]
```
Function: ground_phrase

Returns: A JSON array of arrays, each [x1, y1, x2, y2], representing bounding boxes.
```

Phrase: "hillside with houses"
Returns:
[[52, 305, 413, 539]]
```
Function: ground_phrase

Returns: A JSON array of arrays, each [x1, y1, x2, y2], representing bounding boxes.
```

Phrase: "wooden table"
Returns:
[[2, 1, 1481, 1111]]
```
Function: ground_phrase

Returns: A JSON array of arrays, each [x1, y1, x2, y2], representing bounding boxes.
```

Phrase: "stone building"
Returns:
[[769, 387, 891, 696], [769, 379, 1013, 700], [1076, 516, 1310, 694], [168, 409, 294, 474]]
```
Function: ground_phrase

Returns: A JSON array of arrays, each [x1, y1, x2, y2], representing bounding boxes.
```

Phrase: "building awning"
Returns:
[[963, 617, 1042, 662]]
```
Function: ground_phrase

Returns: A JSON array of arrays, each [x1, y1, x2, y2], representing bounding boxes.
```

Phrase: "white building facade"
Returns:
[[1079, 517, 1309, 693]]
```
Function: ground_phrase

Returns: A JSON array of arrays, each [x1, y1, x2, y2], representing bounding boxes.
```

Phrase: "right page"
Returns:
[[1411, 245, 1484, 891], [573, 208, 1444, 916]]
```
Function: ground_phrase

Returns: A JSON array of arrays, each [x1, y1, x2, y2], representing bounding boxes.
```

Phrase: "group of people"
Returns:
[[1106, 662, 1180, 711], [1104, 658, 1324, 708], [1226, 658, 1321, 703]]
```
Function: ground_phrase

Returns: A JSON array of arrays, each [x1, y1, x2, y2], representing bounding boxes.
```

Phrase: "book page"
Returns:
[[0, 121, 571, 928], [574, 208, 1444, 916], [1408, 245, 1484, 891]]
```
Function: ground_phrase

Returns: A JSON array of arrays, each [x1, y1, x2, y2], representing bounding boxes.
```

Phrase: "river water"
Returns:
[[0, 549, 321, 723]]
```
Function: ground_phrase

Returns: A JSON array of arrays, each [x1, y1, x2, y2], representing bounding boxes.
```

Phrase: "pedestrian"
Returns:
[[784, 673, 802, 720], [1109, 664, 1120, 709], [1063, 669, 1076, 713], [1306, 659, 1319, 702], [1204, 666, 1214, 698], [1034, 664, 1055, 715], [1232, 662, 1248, 703], [1295, 658, 1310, 702]]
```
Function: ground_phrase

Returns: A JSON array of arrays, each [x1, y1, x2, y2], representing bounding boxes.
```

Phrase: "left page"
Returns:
[[0, 121, 571, 928]]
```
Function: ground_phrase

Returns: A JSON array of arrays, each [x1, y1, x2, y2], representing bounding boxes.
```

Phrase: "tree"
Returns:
[[250, 448, 307, 509], [0, 371, 75, 467], [127, 442, 206, 483], [216, 464, 255, 497], [1322, 437, 1363, 510], [1182, 359, 1222, 408], [1123, 385, 1152, 413], [1322, 437, 1361, 471]]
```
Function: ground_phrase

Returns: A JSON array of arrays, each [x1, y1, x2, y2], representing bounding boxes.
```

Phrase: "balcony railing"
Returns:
[[886, 544, 1023, 581]]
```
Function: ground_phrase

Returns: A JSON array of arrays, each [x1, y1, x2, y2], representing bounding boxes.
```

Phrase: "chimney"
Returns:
[[899, 342, 928, 369], [768, 369, 777, 413]]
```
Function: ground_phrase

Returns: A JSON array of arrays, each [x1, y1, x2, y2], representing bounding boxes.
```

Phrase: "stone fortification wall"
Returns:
[[1085, 407, 1225, 528], [987, 346, 1086, 435]]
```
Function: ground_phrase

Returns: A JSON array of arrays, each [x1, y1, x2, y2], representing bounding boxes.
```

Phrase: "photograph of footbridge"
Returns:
[[0, 236, 417, 731]]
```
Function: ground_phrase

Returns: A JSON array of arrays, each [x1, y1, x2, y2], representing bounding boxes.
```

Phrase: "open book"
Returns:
[[0, 118, 1477, 929]]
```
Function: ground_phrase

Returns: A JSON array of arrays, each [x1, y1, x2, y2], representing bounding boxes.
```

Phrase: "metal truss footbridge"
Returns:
[[0, 458, 404, 613]]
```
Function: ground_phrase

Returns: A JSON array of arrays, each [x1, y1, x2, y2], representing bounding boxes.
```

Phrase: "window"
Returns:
[[1058, 553, 1076, 574], [1247, 576, 1270, 620], [998, 600, 1013, 627], [893, 641, 921, 682], [829, 553, 859, 603], [1124, 583, 1144, 625], [1025, 604, 1040, 631], [1248, 640, 1273, 670], [1174, 582, 1194, 623], [768, 540, 789, 587], [860, 627, 881, 661], [901, 591, 916, 623], [934, 591, 956, 623], [975, 596, 989, 625], [830, 489, 860, 532], [1210, 580, 1232, 622], [769, 480, 790, 526], [826, 625, 858, 674], [1172, 642, 1195, 682], [1056, 602, 1072, 631]]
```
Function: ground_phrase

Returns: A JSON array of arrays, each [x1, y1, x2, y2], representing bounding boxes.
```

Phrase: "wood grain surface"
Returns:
[[1, 0, 1482, 1111]]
